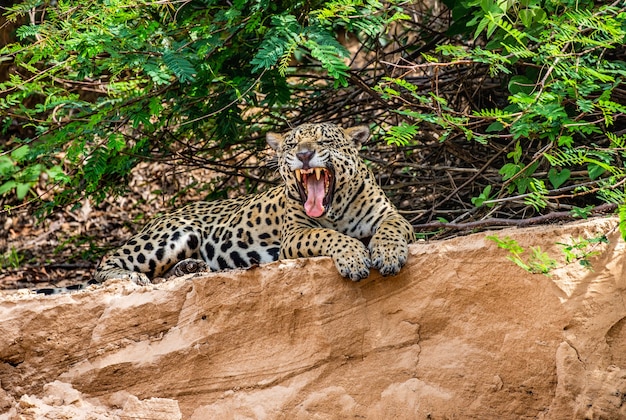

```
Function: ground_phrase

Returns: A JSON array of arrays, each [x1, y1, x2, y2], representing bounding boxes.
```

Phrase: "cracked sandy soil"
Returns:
[[0, 217, 625, 419]]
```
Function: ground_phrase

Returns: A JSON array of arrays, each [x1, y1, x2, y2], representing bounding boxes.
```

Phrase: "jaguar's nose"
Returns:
[[296, 149, 315, 169]]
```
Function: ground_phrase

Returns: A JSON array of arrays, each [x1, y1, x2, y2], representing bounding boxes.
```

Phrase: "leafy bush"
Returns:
[[1, 0, 403, 214], [377, 0, 626, 236]]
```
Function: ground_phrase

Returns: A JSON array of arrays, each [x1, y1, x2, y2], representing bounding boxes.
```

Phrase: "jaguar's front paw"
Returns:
[[369, 237, 409, 276], [98, 269, 151, 286], [128, 271, 152, 286], [333, 239, 371, 281]]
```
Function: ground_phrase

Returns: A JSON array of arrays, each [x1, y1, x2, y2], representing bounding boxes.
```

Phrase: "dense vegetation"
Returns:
[[2, 0, 625, 243]]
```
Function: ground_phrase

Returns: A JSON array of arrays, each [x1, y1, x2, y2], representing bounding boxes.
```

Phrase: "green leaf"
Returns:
[[46, 165, 70, 183], [473, 16, 490, 40], [16, 182, 31, 200], [519, 9, 534, 27], [471, 185, 493, 207], [500, 163, 521, 181], [514, 177, 531, 194], [0, 156, 15, 177], [487, 234, 525, 254], [587, 163, 605, 180], [144, 62, 172, 85], [10, 145, 30, 162], [0, 180, 16, 196], [19, 164, 44, 182], [557, 135, 573, 147], [570, 205, 594, 219], [507, 140, 522, 163], [108, 134, 126, 151], [619, 204, 626, 241], [508, 75, 534, 95], [486, 121, 504, 132], [148, 97, 163, 117], [547, 168, 570, 189]]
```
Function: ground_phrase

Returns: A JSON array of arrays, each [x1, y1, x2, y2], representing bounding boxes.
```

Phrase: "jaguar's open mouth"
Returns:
[[294, 167, 334, 218]]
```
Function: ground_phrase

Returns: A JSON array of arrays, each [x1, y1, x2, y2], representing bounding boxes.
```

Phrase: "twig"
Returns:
[[413, 203, 617, 232]]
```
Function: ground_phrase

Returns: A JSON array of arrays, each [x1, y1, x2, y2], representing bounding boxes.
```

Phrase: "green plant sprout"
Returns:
[[487, 232, 610, 275], [487, 235, 557, 274]]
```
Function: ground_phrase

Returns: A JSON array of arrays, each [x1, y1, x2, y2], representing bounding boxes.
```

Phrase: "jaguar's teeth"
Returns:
[[295, 169, 302, 183], [315, 168, 322, 181]]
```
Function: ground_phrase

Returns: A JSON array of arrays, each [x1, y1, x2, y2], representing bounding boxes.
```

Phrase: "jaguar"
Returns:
[[93, 122, 414, 285]]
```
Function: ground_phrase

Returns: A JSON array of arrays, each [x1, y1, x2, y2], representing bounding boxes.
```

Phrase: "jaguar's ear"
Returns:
[[266, 132, 284, 151], [345, 125, 370, 146]]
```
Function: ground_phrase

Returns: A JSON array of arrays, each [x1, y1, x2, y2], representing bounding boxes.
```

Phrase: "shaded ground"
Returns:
[[0, 162, 219, 291], [2, 198, 135, 290]]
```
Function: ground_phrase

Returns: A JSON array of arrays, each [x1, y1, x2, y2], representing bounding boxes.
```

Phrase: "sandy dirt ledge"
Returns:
[[1, 217, 625, 419]]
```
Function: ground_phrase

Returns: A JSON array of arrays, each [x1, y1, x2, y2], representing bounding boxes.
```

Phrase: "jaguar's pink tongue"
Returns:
[[304, 175, 326, 218]]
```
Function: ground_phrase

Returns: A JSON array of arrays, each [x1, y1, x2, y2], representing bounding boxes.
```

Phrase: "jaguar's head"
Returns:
[[267, 123, 370, 218]]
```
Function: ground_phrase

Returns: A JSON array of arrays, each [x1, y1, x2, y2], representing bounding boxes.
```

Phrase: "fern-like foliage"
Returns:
[[251, 1, 406, 85], [251, 13, 352, 84], [607, 133, 626, 150], [162, 50, 196, 83], [385, 123, 419, 146], [543, 149, 590, 168], [385, 0, 626, 219], [2, 0, 402, 211], [251, 15, 303, 74], [619, 204, 626, 241]]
